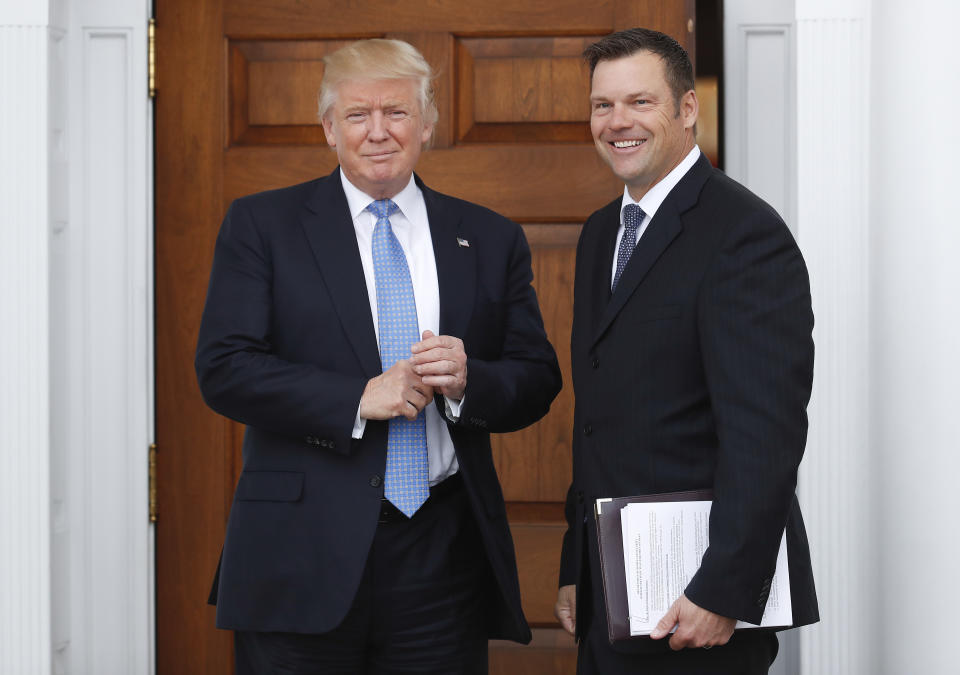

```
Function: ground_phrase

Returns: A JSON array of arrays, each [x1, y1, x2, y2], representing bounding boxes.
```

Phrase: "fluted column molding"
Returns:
[[0, 20, 52, 675], [794, 11, 874, 675]]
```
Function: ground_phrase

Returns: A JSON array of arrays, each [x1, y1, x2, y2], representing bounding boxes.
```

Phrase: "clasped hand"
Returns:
[[359, 330, 467, 420]]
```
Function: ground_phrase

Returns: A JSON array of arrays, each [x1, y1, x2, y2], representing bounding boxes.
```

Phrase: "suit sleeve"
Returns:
[[194, 199, 367, 453], [558, 218, 592, 588], [684, 209, 814, 623], [455, 222, 562, 434]]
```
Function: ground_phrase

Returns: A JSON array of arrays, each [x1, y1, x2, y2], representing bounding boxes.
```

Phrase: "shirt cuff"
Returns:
[[444, 395, 464, 422], [352, 404, 366, 439]]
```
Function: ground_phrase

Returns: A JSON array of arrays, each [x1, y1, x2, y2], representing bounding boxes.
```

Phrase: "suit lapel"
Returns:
[[591, 152, 713, 348], [586, 200, 619, 333], [301, 168, 382, 378], [419, 176, 475, 339]]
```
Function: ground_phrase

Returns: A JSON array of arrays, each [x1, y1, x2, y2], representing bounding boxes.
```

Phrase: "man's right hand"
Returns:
[[359, 360, 434, 421], [555, 584, 577, 636]]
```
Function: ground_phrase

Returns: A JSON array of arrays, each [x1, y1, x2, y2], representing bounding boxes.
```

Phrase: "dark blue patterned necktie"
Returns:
[[612, 203, 646, 292], [368, 199, 429, 517]]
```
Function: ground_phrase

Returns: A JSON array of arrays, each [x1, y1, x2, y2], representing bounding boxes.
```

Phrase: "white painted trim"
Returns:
[[725, 2, 873, 675], [17, 0, 158, 672], [63, 3, 154, 670], [794, 14, 873, 675], [0, 23, 53, 675]]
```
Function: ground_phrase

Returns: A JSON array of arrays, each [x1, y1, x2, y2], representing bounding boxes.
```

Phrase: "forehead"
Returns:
[[590, 51, 669, 95], [334, 77, 420, 107]]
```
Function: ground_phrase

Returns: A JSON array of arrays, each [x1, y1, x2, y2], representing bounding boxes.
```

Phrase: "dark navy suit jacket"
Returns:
[[196, 168, 561, 641], [560, 153, 818, 655]]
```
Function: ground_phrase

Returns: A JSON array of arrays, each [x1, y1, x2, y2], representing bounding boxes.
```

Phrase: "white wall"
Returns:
[[0, 0, 154, 673], [1, 4, 54, 673], [726, 1, 875, 674], [871, 1, 960, 673]]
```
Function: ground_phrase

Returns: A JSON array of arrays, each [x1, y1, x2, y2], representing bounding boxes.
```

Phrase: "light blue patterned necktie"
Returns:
[[612, 203, 646, 292], [368, 199, 429, 517]]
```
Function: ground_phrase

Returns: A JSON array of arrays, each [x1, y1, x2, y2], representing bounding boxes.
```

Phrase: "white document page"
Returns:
[[620, 500, 792, 636]]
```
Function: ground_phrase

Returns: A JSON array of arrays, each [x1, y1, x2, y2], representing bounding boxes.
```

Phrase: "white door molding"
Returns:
[[0, 13, 53, 675], [725, 2, 874, 674], [1, 0, 155, 672]]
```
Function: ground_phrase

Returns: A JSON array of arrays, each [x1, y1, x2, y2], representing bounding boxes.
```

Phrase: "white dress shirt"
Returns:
[[611, 145, 702, 287], [339, 171, 459, 485]]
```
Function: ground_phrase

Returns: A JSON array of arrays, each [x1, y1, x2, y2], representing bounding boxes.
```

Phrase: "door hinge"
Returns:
[[149, 442, 158, 522], [148, 18, 156, 99]]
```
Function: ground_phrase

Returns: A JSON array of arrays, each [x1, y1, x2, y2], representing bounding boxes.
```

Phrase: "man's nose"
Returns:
[[609, 104, 631, 129], [367, 112, 389, 140]]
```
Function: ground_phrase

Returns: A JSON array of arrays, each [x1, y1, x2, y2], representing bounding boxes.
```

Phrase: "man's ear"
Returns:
[[322, 116, 337, 149], [680, 89, 699, 130]]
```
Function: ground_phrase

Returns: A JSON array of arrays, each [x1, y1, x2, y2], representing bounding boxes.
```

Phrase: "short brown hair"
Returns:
[[583, 28, 694, 107]]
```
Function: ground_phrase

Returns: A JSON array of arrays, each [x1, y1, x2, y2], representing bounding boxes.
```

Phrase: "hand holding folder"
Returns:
[[595, 490, 792, 643]]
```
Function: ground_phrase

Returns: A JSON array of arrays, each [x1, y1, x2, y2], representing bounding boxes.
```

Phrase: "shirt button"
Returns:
[[369, 475, 382, 488]]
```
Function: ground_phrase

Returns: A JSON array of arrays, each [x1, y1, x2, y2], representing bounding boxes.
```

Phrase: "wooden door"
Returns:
[[156, 1, 694, 672]]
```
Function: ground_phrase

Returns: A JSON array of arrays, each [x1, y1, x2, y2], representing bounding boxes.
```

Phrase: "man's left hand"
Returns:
[[649, 594, 736, 651], [410, 330, 467, 401]]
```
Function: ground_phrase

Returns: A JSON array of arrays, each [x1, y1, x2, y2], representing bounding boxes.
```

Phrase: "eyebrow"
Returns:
[[590, 90, 656, 102]]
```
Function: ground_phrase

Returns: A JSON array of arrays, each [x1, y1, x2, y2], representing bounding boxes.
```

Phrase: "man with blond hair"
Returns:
[[196, 38, 561, 673]]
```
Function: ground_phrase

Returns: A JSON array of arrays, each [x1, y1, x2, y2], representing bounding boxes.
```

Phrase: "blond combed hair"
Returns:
[[318, 39, 439, 130]]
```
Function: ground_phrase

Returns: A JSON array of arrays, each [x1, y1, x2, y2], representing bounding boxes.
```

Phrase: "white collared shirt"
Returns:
[[611, 145, 702, 288], [339, 171, 459, 484]]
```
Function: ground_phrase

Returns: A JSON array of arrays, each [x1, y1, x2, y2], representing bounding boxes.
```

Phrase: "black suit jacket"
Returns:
[[196, 168, 561, 641], [560, 153, 818, 638]]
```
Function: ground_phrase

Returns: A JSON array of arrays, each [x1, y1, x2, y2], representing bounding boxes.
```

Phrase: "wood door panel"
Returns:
[[157, 1, 694, 672], [511, 521, 569, 625], [493, 244, 576, 502], [490, 629, 578, 673], [224, 146, 620, 222], [225, 0, 617, 36]]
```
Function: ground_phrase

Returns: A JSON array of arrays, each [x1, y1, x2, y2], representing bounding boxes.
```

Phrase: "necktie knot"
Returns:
[[612, 203, 647, 292], [623, 203, 645, 235], [367, 199, 399, 222]]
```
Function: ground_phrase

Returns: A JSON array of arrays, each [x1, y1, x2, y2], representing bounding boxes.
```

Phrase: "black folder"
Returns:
[[594, 489, 713, 644]]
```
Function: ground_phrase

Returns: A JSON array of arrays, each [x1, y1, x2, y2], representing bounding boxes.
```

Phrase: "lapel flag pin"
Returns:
[[457, 237, 470, 248]]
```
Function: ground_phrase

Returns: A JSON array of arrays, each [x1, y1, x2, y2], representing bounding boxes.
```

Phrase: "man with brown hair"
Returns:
[[555, 27, 818, 674]]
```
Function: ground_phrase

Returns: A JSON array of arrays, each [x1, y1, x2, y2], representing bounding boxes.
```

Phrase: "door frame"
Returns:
[[47, 0, 156, 673]]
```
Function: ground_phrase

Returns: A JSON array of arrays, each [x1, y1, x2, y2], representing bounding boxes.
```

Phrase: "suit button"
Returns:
[[327, 440, 336, 450], [583, 423, 593, 436], [576, 491, 584, 503], [591, 358, 599, 369], [369, 475, 382, 488], [305, 435, 320, 446]]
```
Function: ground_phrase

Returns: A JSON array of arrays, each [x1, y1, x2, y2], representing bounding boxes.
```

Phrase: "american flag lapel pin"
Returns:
[[457, 237, 470, 248]]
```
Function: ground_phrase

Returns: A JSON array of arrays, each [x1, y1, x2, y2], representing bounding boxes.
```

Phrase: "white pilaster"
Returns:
[[794, 8, 873, 675], [725, 2, 873, 674], [0, 19, 52, 675], [3, 0, 153, 672]]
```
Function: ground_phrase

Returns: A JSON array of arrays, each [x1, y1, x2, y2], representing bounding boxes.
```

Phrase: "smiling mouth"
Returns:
[[610, 139, 646, 149]]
